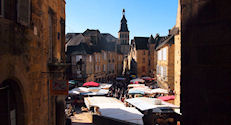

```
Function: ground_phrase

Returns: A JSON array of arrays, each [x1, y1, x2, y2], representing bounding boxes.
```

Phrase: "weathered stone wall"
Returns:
[[136, 50, 149, 77], [181, 0, 231, 124], [0, 0, 65, 125], [149, 44, 156, 76], [174, 0, 181, 106], [156, 45, 174, 90]]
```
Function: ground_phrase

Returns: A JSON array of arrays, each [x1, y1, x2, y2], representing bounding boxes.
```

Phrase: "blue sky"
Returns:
[[66, 0, 178, 39]]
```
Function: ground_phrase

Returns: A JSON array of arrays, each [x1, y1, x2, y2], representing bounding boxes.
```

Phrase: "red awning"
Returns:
[[82, 81, 100, 87], [158, 95, 175, 101]]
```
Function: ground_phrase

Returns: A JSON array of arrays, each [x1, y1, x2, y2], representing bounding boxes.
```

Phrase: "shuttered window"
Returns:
[[17, 0, 31, 26]]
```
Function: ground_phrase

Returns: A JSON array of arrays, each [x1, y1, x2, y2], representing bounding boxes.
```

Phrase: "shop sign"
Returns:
[[50, 80, 68, 95]]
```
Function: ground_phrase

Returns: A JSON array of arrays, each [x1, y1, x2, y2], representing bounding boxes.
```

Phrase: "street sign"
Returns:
[[50, 80, 68, 95]]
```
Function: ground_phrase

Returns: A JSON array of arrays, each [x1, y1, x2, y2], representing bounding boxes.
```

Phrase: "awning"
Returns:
[[84, 97, 144, 125], [125, 97, 179, 113], [99, 107, 144, 125]]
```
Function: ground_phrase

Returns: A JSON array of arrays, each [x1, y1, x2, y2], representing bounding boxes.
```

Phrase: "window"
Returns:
[[104, 52, 107, 60], [158, 51, 161, 60], [60, 18, 65, 60], [103, 64, 106, 72], [95, 65, 98, 72], [142, 66, 146, 72], [98, 55, 100, 62], [163, 48, 167, 60], [76, 55, 82, 63], [142, 58, 145, 63], [143, 51, 145, 55], [48, 9, 56, 62], [89, 56, 92, 62], [0, 0, 3, 17], [98, 65, 101, 72], [163, 66, 167, 79], [156, 65, 159, 75], [17, 0, 31, 26], [95, 55, 97, 62]]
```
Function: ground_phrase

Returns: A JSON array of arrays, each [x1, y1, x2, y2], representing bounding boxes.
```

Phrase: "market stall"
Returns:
[[84, 97, 144, 125], [125, 97, 181, 125]]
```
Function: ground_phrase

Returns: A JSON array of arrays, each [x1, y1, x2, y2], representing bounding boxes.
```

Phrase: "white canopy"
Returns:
[[99, 107, 144, 125], [84, 97, 143, 125], [151, 88, 168, 94], [128, 84, 145, 88], [125, 97, 179, 112], [68, 87, 89, 95], [100, 83, 112, 89], [129, 86, 152, 94]]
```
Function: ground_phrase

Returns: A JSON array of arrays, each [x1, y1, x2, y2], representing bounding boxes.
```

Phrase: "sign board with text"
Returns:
[[50, 80, 68, 95]]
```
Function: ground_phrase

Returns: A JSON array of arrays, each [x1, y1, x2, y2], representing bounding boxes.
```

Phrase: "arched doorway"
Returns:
[[0, 79, 25, 125]]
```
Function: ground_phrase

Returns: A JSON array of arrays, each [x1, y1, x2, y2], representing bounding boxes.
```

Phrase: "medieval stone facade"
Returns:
[[0, 0, 66, 125], [66, 30, 123, 82], [128, 35, 157, 77]]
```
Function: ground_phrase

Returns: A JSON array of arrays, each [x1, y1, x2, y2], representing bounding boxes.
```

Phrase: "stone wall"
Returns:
[[0, 0, 66, 125], [181, 0, 231, 124], [157, 45, 174, 90], [136, 50, 149, 77]]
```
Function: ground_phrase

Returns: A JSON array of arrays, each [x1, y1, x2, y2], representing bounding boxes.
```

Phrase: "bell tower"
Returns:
[[118, 9, 130, 55]]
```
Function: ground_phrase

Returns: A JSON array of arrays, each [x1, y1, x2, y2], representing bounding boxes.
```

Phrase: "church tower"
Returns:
[[118, 9, 130, 55]]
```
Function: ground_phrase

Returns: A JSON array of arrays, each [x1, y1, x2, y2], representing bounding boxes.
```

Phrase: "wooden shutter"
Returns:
[[17, 0, 30, 26]]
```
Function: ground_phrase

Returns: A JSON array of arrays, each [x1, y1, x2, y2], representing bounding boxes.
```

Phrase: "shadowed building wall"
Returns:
[[181, 0, 231, 124], [0, 0, 66, 125]]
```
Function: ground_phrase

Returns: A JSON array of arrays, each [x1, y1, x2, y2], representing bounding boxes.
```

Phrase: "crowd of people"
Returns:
[[107, 78, 159, 102]]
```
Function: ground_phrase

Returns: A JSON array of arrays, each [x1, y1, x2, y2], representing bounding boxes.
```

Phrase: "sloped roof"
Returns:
[[119, 15, 129, 32], [66, 42, 93, 55], [155, 27, 179, 50], [134, 37, 149, 50]]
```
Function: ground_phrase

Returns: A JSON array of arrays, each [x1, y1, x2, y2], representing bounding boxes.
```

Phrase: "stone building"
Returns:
[[66, 30, 123, 82], [0, 0, 66, 125], [66, 43, 94, 82], [128, 35, 157, 77], [155, 28, 178, 90]]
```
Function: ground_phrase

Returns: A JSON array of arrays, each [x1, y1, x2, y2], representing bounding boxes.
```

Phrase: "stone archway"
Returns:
[[0, 79, 25, 125]]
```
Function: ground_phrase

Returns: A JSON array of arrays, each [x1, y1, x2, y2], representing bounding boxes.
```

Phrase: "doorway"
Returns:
[[0, 79, 25, 125]]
